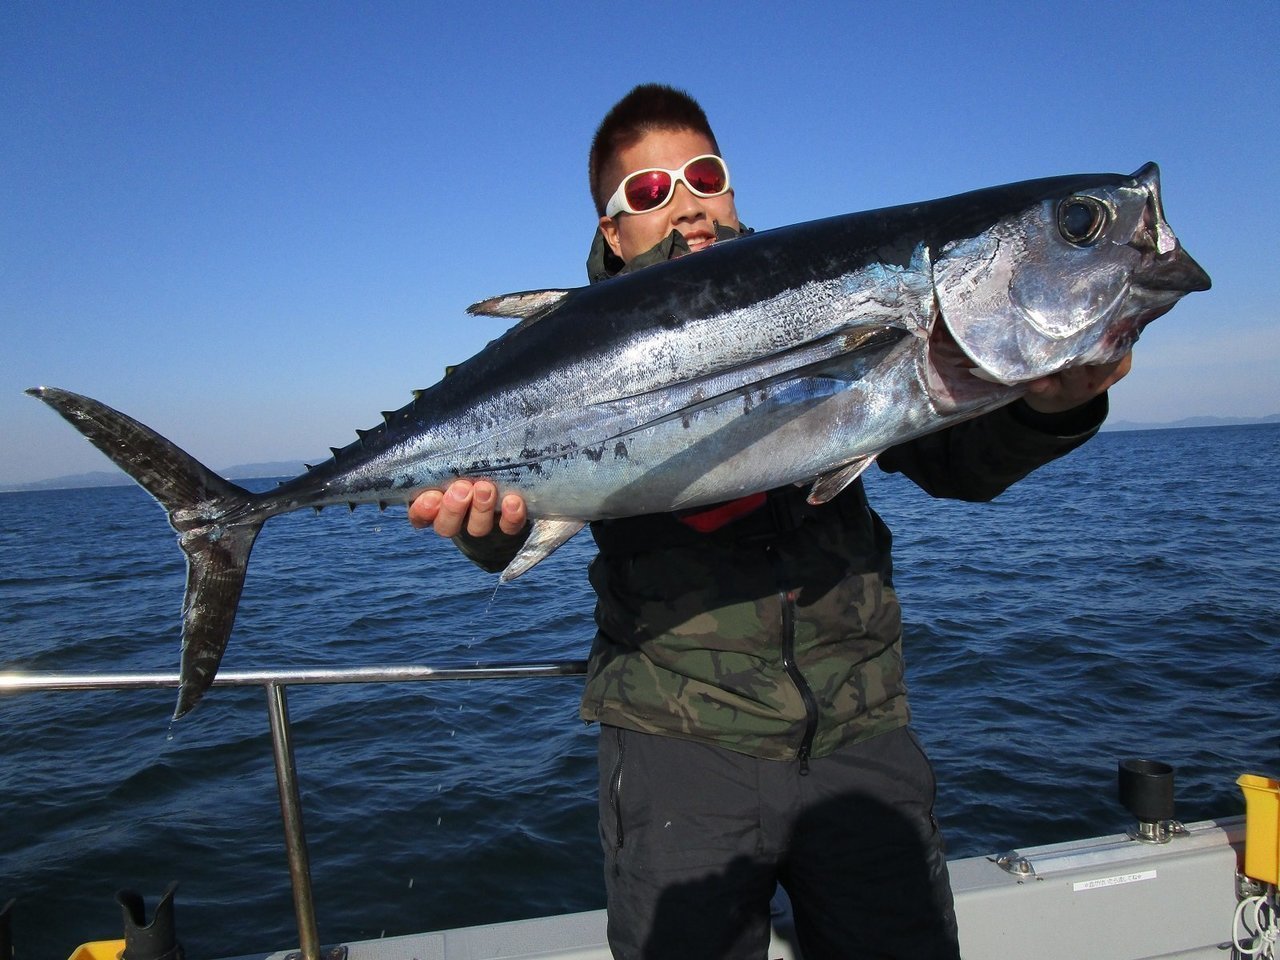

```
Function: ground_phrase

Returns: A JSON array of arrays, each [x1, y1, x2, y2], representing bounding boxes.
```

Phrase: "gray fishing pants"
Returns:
[[597, 724, 960, 960]]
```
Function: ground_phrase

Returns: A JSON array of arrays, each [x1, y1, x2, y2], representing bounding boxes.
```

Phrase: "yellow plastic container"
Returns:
[[66, 939, 124, 960], [1238, 772, 1280, 886]]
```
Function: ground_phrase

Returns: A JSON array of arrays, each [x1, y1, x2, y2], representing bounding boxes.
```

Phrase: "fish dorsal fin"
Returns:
[[807, 455, 879, 505], [467, 289, 572, 328], [499, 518, 587, 582]]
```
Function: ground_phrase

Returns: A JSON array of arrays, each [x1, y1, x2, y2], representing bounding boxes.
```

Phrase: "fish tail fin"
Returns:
[[27, 386, 266, 718]]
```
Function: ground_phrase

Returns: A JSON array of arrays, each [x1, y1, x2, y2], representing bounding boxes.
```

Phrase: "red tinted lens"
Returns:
[[684, 156, 727, 196], [623, 170, 673, 212]]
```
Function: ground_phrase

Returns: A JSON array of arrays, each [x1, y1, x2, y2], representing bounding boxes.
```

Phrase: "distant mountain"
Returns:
[[220, 461, 309, 480], [1, 470, 136, 492], [0, 461, 308, 493], [1102, 413, 1280, 432]]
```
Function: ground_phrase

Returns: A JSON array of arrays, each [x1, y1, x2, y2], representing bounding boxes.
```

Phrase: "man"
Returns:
[[410, 85, 1127, 959]]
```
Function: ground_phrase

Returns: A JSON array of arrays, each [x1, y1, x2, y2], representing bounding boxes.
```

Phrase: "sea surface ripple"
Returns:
[[1, 423, 1277, 957]]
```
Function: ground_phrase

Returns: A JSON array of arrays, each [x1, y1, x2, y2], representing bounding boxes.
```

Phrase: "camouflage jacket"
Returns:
[[580, 396, 1103, 762], [458, 225, 1106, 761]]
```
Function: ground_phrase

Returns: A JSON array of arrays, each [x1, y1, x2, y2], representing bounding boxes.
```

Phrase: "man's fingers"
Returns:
[[408, 481, 526, 539], [498, 493, 528, 536], [1023, 353, 1134, 414], [432, 479, 474, 538], [465, 481, 499, 538], [408, 489, 443, 529]]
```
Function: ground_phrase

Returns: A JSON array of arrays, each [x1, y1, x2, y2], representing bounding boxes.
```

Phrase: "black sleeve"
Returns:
[[876, 395, 1108, 501]]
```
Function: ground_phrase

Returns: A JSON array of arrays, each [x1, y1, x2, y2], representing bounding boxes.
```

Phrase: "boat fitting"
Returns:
[[117, 882, 183, 960], [1119, 758, 1185, 844], [995, 851, 1037, 879]]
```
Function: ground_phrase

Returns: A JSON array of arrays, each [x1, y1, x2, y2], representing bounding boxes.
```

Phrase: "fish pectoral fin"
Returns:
[[499, 518, 587, 582], [587, 326, 912, 444], [467, 289, 573, 328], [807, 455, 879, 504]]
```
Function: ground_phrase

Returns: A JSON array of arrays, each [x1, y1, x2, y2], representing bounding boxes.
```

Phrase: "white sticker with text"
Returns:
[[1072, 869, 1157, 892]]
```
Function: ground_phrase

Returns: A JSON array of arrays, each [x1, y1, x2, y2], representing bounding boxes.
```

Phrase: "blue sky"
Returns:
[[3, 2, 1276, 485]]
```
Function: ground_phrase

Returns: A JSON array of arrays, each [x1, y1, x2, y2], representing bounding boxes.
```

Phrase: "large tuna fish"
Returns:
[[29, 163, 1210, 717]]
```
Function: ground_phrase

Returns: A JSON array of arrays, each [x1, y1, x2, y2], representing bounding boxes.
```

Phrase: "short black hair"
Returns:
[[588, 84, 721, 217]]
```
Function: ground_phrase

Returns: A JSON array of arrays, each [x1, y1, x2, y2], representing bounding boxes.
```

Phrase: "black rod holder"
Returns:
[[1118, 758, 1178, 842], [117, 882, 182, 960]]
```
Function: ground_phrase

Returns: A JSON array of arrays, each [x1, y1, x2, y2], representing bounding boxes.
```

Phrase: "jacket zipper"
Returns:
[[769, 547, 819, 774], [609, 726, 626, 849]]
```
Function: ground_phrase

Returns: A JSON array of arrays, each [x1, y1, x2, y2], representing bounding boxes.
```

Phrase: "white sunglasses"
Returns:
[[605, 154, 732, 217]]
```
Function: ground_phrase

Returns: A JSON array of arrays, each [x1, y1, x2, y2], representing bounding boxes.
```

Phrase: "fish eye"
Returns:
[[1057, 197, 1109, 246]]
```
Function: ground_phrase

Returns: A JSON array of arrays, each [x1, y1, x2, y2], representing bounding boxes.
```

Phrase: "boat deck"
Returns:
[[224, 816, 1246, 960]]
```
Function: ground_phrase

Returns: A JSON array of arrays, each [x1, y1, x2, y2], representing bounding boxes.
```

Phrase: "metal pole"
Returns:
[[0, 659, 588, 695], [265, 681, 321, 960], [0, 657, 586, 959]]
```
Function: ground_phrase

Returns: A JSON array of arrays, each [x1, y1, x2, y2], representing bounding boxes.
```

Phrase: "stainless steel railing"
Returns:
[[0, 660, 589, 960]]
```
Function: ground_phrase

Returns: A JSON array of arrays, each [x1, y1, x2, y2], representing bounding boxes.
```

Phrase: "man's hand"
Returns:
[[408, 480, 528, 539], [1023, 353, 1132, 415]]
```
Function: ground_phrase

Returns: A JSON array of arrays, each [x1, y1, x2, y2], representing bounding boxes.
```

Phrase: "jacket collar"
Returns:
[[585, 222, 749, 285]]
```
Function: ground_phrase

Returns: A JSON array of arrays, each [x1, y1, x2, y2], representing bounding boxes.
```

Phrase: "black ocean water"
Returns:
[[2, 423, 1277, 957]]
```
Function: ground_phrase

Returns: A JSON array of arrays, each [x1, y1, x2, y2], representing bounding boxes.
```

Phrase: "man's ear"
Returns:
[[598, 215, 623, 259]]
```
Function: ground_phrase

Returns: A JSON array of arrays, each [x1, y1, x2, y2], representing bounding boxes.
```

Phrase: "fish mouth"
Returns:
[[1115, 242, 1210, 351], [1126, 177, 1211, 293], [1133, 245, 1212, 293]]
